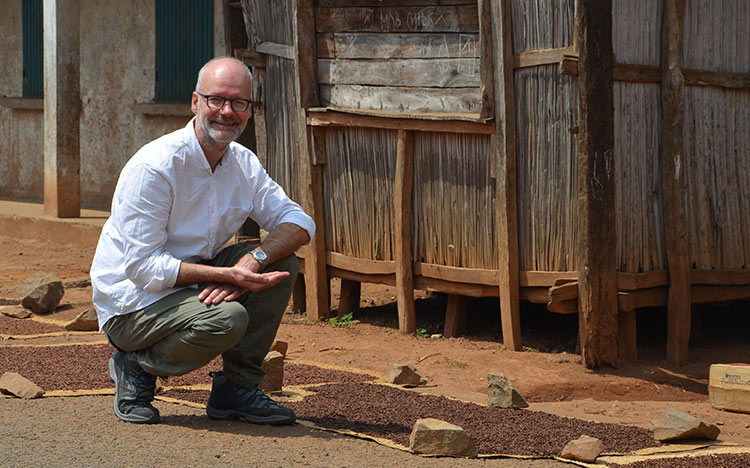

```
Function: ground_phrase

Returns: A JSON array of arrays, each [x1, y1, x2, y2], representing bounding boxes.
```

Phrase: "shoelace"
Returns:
[[234, 385, 276, 410], [125, 367, 156, 402]]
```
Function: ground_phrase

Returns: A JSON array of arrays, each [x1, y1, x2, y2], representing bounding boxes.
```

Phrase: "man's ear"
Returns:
[[191, 92, 199, 115]]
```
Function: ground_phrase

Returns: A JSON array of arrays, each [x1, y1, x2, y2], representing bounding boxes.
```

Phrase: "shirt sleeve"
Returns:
[[248, 164, 316, 241], [112, 163, 182, 292]]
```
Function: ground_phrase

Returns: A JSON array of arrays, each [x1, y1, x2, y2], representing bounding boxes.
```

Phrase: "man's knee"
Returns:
[[203, 301, 249, 342]]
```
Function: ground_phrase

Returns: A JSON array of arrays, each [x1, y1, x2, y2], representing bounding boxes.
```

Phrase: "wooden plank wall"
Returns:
[[314, 0, 483, 114]]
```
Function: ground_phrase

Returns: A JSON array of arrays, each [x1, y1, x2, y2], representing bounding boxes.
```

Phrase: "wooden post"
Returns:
[[394, 130, 416, 334], [660, 0, 690, 365], [338, 279, 361, 318], [488, 0, 522, 350], [303, 126, 330, 321], [575, 0, 619, 368], [43, 0, 80, 218], [294, 0, 328, 320], [444, 294, 467, 338]]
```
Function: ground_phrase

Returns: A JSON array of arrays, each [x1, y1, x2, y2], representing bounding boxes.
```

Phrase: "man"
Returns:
[[91, 57, 314, 425]]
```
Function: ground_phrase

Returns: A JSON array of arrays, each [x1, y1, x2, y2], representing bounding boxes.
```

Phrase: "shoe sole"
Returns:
[[206, 406, 295, 425], [108, 355, 160, 424]]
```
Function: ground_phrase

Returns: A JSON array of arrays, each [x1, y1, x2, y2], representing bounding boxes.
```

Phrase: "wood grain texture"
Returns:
[[394, 130, 416, 333]]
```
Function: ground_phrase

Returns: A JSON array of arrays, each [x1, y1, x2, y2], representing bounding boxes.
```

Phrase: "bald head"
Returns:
[[195, 57, 253, 96]]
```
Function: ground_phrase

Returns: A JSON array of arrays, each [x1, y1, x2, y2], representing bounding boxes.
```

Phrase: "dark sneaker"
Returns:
[[206, 371, 295, 425], [108, 351, 160, 424]]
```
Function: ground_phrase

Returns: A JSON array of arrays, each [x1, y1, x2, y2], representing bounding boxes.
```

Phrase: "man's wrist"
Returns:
[[250, 248, 268, 268]]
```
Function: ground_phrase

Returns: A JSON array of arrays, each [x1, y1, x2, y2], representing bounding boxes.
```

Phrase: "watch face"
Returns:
[[253, 250, 267, 263]]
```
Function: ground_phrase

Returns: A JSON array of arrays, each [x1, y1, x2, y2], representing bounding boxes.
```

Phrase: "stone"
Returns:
[[0, 372, 44, 399], [651, 408, 720, 441], [259, 351, 284, 392], [0, 305, 32, 319], [16, 272, 64, 314], [487, 372, 528, 409], [561, 435, 604, 463], [64, 308, 99, 331], [409, 418, 477, 458], [270, 340, 288, 357], [386, 364, 422, 385]]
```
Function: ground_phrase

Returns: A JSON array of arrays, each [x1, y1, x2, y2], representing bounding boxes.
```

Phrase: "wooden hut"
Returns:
[[237, 0, 750, 367]]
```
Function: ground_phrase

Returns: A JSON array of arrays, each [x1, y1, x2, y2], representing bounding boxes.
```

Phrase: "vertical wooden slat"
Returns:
[[444, 294, 467, 338], [337, 279, 361, 318], [489, 0, 521, 350], [295, 0, 318, 108], [395, 130, 416, 334], [660, 0, 690, 365], [478, 0, 495, 120], [575, 0, 619, 368]]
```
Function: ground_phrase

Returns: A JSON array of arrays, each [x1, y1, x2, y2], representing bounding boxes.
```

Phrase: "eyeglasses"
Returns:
[[197, 93, 252, 113]]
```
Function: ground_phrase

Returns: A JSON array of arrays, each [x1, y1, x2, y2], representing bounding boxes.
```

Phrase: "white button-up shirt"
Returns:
[[91, 119, 315, 330]]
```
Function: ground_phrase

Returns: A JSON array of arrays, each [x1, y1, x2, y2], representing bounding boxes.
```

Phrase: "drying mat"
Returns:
[[601, 447, 750, 467], [0, 314, 66, 336], [0, 343, 113, 390], [0, 343, 377, 391]]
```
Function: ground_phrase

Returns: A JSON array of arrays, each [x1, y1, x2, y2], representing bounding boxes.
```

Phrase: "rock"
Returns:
[[561, 435, 603, 462], [64, 308, 99, 331], [0, 372, 44, 399], [651, 408, 720, 441], [16, 272, 64, 314], [487, 372, 528, 409], [0, 305, 32, 319], [430, 334, 443, 340], [270, 340, 288, 357], [62, 276, 91, 289], [409, 418, 477, 458], [386, 364, 422, 385], [259, 351, 284, 392]]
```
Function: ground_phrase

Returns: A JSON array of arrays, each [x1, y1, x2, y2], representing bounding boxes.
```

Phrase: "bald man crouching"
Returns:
[[90, 57, 313, 425]]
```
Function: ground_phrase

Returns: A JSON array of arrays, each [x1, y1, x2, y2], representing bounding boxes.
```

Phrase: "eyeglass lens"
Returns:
[[205, 96, 250, 112]]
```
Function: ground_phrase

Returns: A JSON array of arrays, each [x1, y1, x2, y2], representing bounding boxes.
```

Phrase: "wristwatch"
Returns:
[[250, 249, 268, 268]]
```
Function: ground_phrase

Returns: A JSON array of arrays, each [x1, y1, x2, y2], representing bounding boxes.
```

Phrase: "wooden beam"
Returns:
[[415, 276, 498, 297], [661, 0, 690, 365], [690, 270, 750, 285], [444, 295, 468, 338], [303, 126, 330, 320], [413, 263, 498, 286], [337, 279, 361, 318], [394, 130, 416, 334], [327, 252, 395, 275], [617, 271, 670, 290], [561, 58, 750, 89], [330, 267, 396, 286], [294, 0, 319, 107], [489, 0, 522, 352], [307, 109, 493, 133], [514, 46, 576, 69], [257, 41, 295, 60], [575, 0, 619, 368], [519, 271, 579, 287], [478, 0, 494, 119]]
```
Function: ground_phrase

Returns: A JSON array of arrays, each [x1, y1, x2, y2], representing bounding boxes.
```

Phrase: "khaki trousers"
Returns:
[[103, 243, 297, 388]]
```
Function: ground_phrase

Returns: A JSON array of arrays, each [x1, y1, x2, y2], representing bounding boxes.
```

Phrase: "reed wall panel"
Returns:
[[682, 0, 750, 73], [614, 82, 666, 273], [515, 65, 579, 272], [612, 0, 661, 66], [412, 132, 496, 269], [322, 127, 398, 260], [262, 55, 303, 203], [510, 0, 575, 54], [683, 87, 750, 270]]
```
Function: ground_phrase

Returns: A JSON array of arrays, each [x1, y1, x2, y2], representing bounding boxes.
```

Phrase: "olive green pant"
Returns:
[[103, 243, 297, 388]]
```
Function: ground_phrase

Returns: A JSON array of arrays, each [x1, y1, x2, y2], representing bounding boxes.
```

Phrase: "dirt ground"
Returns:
[[1, 206, 749, 466]]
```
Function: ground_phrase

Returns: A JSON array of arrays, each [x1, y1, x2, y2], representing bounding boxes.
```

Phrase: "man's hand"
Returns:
[[197, 265, 290, 305]]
